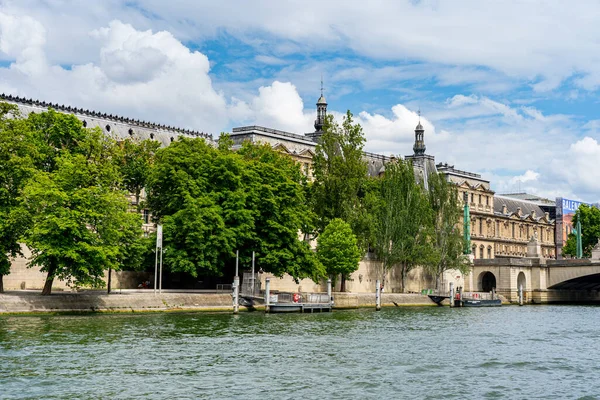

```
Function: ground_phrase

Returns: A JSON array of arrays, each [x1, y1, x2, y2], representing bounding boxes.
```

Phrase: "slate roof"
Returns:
[[494, 195, 552, 222]]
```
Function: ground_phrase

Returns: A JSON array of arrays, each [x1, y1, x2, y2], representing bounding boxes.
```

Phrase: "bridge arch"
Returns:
[[477, 271, 497, 292]]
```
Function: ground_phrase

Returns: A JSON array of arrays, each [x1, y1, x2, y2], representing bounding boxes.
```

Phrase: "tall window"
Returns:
[[479, 219, 483, 236], [487, 247, 492, 259], [472, 245, 477, 258], [471, 193, 474, 203], [496, 221, 500, 237], [480, 247, 484, 259], [143, 209, 150, 224], [512, 223, 515, 238], [486, 196, 489, 206], [479, 194, 482, 204]]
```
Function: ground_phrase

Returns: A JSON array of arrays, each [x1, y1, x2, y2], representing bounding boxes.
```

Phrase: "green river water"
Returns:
[[1, 306, 599, 399]]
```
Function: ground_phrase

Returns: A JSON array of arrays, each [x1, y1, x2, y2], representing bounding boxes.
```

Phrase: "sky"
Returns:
[[0, 0, 599, 202]]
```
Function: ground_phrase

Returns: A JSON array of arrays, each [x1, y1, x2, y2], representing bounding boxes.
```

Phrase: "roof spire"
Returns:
[[320, 74, 324, 97]]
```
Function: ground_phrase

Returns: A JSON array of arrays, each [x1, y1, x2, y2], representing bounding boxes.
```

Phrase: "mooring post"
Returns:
[[233, 250, 239, 314], [519, 284, 524, 306], [449, 282, 455, 308], [265, 278, 271, 313], [376, 279, 381, 311], [327, 279, 332, 308]]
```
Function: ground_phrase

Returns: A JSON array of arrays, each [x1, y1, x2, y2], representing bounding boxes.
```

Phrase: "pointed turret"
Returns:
[[314, 78, 327, 132], [413, 111, 426, 156]]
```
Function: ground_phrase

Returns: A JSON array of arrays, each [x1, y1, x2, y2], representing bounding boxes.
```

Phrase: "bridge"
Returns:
[[464, 238, 600, 303]]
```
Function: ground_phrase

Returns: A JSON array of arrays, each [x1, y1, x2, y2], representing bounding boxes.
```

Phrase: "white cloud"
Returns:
[[509, 170, 540, 185], [0, 18, 228, 132]]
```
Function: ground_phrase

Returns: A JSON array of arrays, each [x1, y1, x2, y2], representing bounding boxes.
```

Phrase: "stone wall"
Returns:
[[4, 245, 150, 292]]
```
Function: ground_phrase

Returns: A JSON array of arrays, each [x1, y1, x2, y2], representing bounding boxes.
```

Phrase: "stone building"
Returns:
[[229, 89, 393, 179], [409, 122, 556, 261]]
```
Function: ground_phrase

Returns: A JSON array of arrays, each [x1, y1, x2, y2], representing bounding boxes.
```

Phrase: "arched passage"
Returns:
[[478, 271, 497, 292], [517, 272, 526, 291]]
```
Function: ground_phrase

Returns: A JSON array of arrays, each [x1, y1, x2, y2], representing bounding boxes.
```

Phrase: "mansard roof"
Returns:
[[0, 93, 213, 142], [494, 195, 553, 223]]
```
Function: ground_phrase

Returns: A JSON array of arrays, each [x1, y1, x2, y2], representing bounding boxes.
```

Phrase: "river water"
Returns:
[[1, 306, 599, 399]]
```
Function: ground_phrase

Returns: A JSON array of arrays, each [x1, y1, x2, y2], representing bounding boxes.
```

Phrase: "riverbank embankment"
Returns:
[[0, 290, 436, 314]]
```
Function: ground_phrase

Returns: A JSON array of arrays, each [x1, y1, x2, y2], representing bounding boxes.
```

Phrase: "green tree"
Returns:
[[373, 160, 431, 292], [425, 172, 470, 289], [311, 111, 368, 233], [317, 218, 361, 291], [22, 127, 141, 295], [116, 138, 161, 206], [563, 204, 600, 258], [0, 103, 37, 292], [147, 138, 324, 282], [311, 111, 368, 288]]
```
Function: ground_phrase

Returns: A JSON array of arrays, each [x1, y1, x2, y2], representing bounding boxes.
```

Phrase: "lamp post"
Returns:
[[463, 192, 471, 255], [576, 211, 583, 259]]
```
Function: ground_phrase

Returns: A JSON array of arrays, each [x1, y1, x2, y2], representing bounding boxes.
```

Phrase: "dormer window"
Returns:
[[105, 124, 111, 132], [82, 120, 87, 127], [150, 133, 155, 139], [128, 128, 133, 136]]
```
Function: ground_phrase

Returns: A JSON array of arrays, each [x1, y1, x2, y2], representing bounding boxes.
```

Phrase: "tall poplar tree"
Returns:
[[374, 160, 431, 292], [311, 111, 368, 289], [425, 172, 470, 289]]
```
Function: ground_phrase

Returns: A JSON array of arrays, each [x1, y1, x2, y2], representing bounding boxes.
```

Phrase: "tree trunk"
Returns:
[[401, 265, 407, 293], [41, 264, 57, 295], [107, 267, 112, 294], [0, 274, 3, 293], [435, 274, 441, 291], [340, 274, 346, 292]]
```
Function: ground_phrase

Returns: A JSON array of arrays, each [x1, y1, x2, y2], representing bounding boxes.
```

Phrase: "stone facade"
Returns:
[[437, 164, 556, 260]]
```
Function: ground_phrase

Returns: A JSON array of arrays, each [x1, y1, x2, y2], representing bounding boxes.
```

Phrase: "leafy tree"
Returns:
[[373, 160, 431, 292], [563, 204, 600, 258], [425, 172, 470, 289], [311, 111, 368, 288], [27, 108, 89, 173], [147, 138, 324, 282], [22, 127, 141, 295], [0, 103, 37, 292], [317, 218, 361, 291], [237, 142, 324, 281], [311, 111, 368, 233], [116, 138, 161, 206]]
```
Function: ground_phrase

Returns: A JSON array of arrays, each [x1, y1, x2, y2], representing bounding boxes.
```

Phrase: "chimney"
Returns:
[[502, 204, 507, 214], [517, 207, 522, 216], [545, 212, 549, 220], [531, 210, 536, 219]]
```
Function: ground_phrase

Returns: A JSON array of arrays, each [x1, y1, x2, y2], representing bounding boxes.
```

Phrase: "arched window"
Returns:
[[487, 246, 492, 259], [479, 219, 483, 236], [472, 245, 477, 258], [480, 246, 484, 259]]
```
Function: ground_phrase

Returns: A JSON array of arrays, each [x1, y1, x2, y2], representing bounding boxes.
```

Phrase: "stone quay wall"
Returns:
[[0, 291, 437, 314]]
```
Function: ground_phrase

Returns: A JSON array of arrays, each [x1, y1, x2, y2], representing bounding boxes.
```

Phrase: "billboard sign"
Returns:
[[555, 197, 588, 258]]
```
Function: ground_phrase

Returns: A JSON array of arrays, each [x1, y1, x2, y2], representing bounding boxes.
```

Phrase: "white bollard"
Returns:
[[449, 282, 455, 308], [265, 278, 271, 313], [519, 283, 524, 306], [376, 279, 381, 311], [233, 276, 239, 314]]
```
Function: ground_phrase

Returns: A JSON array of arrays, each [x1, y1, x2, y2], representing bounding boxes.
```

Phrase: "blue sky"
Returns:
[[0, 0, 599, 201]]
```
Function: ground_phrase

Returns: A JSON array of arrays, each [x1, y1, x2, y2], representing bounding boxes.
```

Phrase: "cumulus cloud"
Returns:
[[0, 18, 228, 132]]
